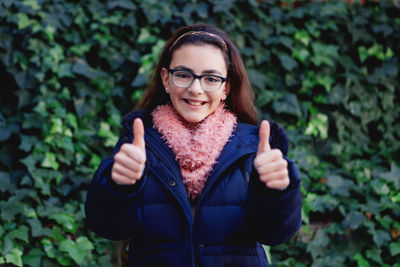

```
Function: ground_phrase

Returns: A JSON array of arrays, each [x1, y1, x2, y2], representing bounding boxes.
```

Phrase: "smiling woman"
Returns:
[[160, 44, 229, 124], [85, 24, 302, 267]]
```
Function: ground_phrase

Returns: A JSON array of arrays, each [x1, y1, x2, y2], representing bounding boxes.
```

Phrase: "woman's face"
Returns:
[[161, 44, 230, 124]]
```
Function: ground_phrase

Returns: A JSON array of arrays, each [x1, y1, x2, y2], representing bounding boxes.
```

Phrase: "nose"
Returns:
[[187, 78, 203, 95]]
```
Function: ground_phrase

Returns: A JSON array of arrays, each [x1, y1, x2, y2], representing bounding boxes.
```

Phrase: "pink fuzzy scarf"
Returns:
[[152, 103, 237, 200]]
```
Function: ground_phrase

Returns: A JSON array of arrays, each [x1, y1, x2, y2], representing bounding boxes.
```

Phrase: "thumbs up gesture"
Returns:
[[111, 118, 146, 185], [254, 120, 290, 190]]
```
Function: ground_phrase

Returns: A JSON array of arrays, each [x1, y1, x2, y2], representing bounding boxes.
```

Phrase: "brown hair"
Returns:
[[136, 24, 258, 125]]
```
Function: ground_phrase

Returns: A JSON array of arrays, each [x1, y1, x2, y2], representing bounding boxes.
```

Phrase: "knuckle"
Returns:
[[114, 153, 123, 162], [283, 160, 288, 168]]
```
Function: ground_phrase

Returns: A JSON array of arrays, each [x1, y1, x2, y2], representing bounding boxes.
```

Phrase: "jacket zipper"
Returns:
[[146, 142, 196, 267]]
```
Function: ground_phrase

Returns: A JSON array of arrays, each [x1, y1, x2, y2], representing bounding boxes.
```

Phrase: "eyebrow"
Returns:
[[172, 65, 224, 76]]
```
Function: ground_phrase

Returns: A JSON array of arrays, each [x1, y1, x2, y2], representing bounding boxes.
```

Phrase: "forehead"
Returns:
[[170, 44, 227, 74]]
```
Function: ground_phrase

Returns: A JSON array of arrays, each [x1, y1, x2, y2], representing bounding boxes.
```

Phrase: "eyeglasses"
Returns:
[[169, 69, 227, 92]]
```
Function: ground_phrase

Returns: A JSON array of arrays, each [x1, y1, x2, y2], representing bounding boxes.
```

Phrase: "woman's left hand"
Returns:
[[254, 120, 290, 190]]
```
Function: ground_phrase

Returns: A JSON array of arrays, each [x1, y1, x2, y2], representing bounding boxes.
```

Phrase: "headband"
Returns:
[[169, 31, 228, 52]]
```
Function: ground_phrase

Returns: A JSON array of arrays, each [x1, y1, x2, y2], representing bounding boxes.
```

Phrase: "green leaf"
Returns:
[[6, 225, 29, 243], [41, 238, 56, 258], [49, 213, 77, 233], [0, 172, 16, 192], [343, 212, 365, 230], [380, 162, 400, 190], [389, 242, 400, 256], [5, 248, 23, 267], [27, 218, 52, 237], [41, 152, 60, 170], [366, 247, 383, 265], [19, 135, 38, 152], [0, 125, 11, 141], [372, 229, 391, 247], [59, 237, 94, 265], [353, 253, 370, 267], [17, 13, 34, 29], [272, 93, 302, 118], [20, 154, 38, 172], [278, 54, 298, 71], [98, 122, 118, 147], [305, 113, 328, 139], [22, 248, 44, 267], [0, 201, 26, 221], [326, 175, 354, 197]]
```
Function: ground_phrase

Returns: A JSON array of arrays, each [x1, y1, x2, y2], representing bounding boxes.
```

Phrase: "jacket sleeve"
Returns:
[[247, 156, 302, 246], [246, 121, 302, 246], [84, 131, 147, 241]]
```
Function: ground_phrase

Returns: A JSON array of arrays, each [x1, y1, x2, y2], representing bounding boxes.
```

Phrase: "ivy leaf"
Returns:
[[72, 59, 107, 79], [326, 175, 354, 197], [366, 247, 383, 265], [22, 248, 44, 267], [248, 69, 266, 90], [306, 229, 329, 258], [0, 201, 26, 221], [0, 125, 11, 141], [5, 225, 29, 243], [60, 237, 94, 265], [27, 218, 52, 237], [278, 54, 298, 71], [371, 180, 390, 196], [41, 152, 60, 170], [41, 238, 56, 258], [0, 172, 16, 193], [272, 93, 302, 118], [5, 248, 23, 267], [20, 154, 38, 172], [353, 253, 370, 267], [389, 242, 400, 256], [49, 213, 77, 233], [343, 212, 365, 230], [380, 162, 400, 190], [19, 135, 38, 152], [372, 229, 391, 247]]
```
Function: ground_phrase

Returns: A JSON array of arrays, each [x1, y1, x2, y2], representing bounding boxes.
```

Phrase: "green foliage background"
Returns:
[[1, 0, 399, 266]]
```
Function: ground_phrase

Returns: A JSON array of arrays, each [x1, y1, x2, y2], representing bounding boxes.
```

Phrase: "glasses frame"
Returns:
[[168, 68, 227, 92]]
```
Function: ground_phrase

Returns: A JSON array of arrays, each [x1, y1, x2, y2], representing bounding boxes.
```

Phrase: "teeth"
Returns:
[[186, 100, 204, 106]]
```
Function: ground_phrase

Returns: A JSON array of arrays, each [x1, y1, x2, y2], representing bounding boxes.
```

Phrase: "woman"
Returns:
[[85, 24, 301, 267]]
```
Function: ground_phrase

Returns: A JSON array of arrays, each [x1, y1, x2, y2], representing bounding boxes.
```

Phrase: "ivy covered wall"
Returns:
[[1, 0, 399, 266]]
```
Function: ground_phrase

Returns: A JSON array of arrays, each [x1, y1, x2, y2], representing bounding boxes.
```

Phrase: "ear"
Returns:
[[221, 81, 230, 101], [160, 67, 170, 93]]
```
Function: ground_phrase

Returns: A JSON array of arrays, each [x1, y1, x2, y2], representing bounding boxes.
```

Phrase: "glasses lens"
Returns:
[[201, 75, 223, 91], [173, 70, 193, 87]]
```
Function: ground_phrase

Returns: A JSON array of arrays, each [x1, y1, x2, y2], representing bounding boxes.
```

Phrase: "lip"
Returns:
[[183, 98, 208, 107]]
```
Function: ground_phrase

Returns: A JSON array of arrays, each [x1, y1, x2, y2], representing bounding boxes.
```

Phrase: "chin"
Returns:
[[182, 114, 207, 124]]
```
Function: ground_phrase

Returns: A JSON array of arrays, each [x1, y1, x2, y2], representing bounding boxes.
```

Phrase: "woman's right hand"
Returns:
[[111, 118, 146, 185]]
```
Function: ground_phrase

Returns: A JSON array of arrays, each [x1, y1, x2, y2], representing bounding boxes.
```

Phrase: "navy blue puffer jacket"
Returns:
[[85, 109, 302, 267]]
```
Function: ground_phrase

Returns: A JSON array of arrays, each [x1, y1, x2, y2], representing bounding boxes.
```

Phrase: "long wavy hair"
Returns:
[[136, 24, 258, 125]]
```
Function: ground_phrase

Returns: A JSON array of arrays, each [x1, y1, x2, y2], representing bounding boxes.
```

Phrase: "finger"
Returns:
[[118, 145, 146, 165], [133, 118, 145, 150], [254, 149, 284, 169], [265, 178, 290, 190], [111, 171, 139, 185], [256, 159, 288, 175], [113, 161, 144, 178], [257, 120, 271, 155], [259, 169, 289, 183]]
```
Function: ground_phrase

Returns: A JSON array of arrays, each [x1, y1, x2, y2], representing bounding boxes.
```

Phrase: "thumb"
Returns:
[[132, 118, 145, 150], [257, 120, 271, 154]]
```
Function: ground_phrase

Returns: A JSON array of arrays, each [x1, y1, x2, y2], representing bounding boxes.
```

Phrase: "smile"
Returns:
[[184, 99, 207, 106]]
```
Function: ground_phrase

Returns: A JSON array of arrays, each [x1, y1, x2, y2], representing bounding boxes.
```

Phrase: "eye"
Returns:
[[175, 71, 192, 79], [204, 76, 221, 83]]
